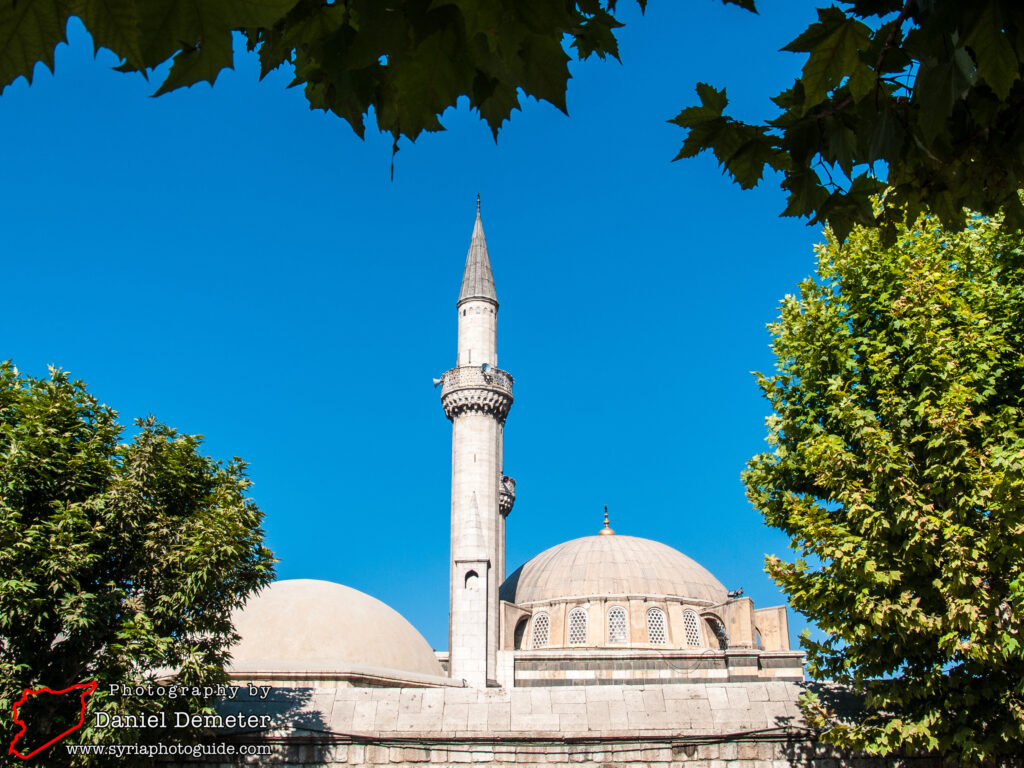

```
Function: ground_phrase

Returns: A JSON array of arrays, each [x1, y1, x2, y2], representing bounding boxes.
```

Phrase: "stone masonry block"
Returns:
[[764, 700, 800, 725], [758, 742, 782, 759], [622, 689, 645, 711], [510, 712, 560, 731], [399, 690, 424, 713], [719, 743, 739, 760], [510, 691, 532, 715], [466, 702, 489, 731], [663, 696, 695, 721], [661, 685, 706, 701], [584, 686, 626, 703], [442, 702, 470, 731], [529, 689, 553, 714], [642, 689, 666, 712], [765, 682, 792, 702], [696, 744, 719, 759], [713, 707, 753, 729], [374, 698, 400, 730], [726, 686, 751, 709], [606, 700, 630, 728], [746, 683, 769, 702], [738, 742, 760, 760], [403, 747, 432, 762], [557, 712, 589, 731], [322, 744, 348, 762], [488, 701, 512, 731], [706, 687, 730, 711], [328, 699, 357, 732], [396, 712, 443, 731], [742, 701, 769, 728], [549, 688, 586, 706], [420, 690, 446, 713], [626, 708, 675, 729], [585, 701, 611, 729], [366, 744, 390, 763], [351, 701, 378, 731]]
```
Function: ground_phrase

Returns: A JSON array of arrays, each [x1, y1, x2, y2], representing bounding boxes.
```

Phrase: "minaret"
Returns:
[[440, 198, 514, 687]]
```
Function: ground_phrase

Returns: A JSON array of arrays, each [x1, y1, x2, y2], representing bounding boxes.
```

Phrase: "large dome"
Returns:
[[500, 535, 728, 606], [230, 579, 444, 679]]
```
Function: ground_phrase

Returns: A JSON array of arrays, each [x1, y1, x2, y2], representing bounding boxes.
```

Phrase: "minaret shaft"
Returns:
[[457, 300, 497, 367], [441, 205, 512, 688]]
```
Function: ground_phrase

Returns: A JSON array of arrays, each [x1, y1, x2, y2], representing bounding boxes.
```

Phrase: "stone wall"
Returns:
[[174, 681, 837, 766], [171, 680, 1014, 767]]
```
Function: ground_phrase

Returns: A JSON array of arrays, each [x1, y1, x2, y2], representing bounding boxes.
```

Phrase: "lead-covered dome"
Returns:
[[230, 579, 444, 679], [500, 535, 728, 606]]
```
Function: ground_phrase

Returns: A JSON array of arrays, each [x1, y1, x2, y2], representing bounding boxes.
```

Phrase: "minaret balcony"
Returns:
[[440, 366, 514, 422], [440, 365, 514, 398]]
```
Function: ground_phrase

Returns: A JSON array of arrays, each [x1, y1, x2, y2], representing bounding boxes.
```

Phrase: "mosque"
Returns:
[[218, 204, 816, 767]]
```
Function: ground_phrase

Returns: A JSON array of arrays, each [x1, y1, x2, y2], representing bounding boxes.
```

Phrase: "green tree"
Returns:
[[743, 214, 1024, 759], [0, 363, 275, 764], [673, 1, 1024, 243], [5, 1, 1024, 239]]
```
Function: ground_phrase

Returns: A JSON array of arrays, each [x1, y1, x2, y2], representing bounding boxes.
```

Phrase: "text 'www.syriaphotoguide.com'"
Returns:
[[63, 743, 271, 758]]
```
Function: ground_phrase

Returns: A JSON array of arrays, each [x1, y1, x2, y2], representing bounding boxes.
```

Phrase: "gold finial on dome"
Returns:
[[599, 505, 615, 535]]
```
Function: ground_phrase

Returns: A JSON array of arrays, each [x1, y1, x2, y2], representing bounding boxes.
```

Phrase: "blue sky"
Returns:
[[2, 1, 828, 651]]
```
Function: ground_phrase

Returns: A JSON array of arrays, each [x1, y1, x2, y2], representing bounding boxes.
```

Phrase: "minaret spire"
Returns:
[[459, 198, 497, 306]]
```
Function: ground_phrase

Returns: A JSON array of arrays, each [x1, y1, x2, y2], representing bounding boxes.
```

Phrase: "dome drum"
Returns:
[[504, 597, 728, 652]]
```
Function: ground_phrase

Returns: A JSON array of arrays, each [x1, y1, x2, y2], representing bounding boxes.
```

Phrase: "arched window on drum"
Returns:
[[646, 607, 667, 645], [568, 607, 588, 645], [607, 606, 628, 644], [682, 609, 703, 647], [531, 612, 550, 649]]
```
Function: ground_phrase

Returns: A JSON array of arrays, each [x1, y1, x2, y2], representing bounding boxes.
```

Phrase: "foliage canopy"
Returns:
[[0, 0, 637, 144], [673, 1, 1024, 243], [6, 1, 1024, 238], [744, 215, 1024, 758], [0, 363, 275, 764]]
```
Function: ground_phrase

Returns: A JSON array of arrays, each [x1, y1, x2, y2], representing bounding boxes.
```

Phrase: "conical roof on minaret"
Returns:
[[458, 197, 498, 306]]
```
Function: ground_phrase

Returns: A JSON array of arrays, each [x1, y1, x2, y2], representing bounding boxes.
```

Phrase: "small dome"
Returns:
[[230, 579, 444, 678], [500, 535, 728, 605]]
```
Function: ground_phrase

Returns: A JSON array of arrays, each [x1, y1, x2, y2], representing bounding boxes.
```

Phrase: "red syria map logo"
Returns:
[[8, 681, 98, 759]]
